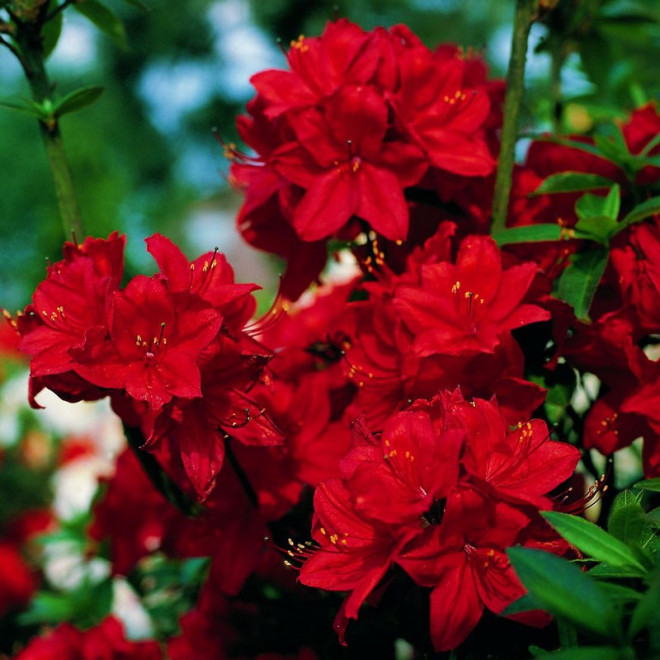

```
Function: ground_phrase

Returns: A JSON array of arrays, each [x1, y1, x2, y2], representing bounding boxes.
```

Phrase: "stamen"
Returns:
[[290, 34, 308, 52]]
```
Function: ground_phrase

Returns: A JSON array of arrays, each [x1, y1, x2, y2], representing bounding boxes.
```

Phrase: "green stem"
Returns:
[[491, 0, 537, 232], [14, 18, 85, 240]]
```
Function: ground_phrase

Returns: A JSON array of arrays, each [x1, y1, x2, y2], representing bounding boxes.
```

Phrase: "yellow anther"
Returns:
[[290, 34, 308, 52]]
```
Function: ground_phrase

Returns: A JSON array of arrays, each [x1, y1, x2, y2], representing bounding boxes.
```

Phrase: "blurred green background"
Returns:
[[1, 0, 659, 310]]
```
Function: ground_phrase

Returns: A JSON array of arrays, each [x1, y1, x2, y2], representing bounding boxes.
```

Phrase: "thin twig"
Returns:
[[0, 33, 23, 65], [491, 0, 537, 232], [45, 0, 77, 23]]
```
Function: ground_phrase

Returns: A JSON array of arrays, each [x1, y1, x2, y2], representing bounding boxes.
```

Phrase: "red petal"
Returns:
[[293, 169, 358, 241]]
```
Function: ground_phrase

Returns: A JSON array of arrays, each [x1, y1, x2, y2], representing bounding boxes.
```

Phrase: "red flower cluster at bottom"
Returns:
[[298, 391, 579, 651]]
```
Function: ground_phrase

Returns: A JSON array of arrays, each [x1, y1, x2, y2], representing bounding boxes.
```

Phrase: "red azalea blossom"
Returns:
[[298, 478, 414, 622], [273, 84, 427, 241], [398, 489, 530, 651], [456, 397, 581, 509], [393, 235, 549, 356], [75, 275, 223, 409]]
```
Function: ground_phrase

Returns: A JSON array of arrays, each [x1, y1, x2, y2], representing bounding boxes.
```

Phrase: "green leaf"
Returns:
[[0, 98, 48, 118], [576, 185, 621, 222], [573, 215, 618, 245], [587, 564, 648, 579], [618, 197, 660, 233], [53, 85, 104, 118], [598, 582, 643, 604], [492, 224, 564, 246], [634, 478, 660, 493], [647, 507, 660, 528], [608, 490, 655, 552], [532, 172, 617, 196], [542, 511, 647, 574], [594, 127, 631, 166], [554, 247, 609, 321], [502, 592, 545, 616], [73, 0, 128, 48], [74, 577, 113, 629], [629, 573, 660, 638], [573, 186, 621, 245], [534, 647, 631, 660], [507, 547, 623, 641], [17, 591, 76, 625], [42, 3, 63, 58]]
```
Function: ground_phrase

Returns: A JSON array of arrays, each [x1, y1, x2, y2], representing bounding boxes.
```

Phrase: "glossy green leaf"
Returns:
[[573, 215, 618, 245], [492, 224, 564, 246], [542, 511, 647, 573], [587, 564, 648, 579], [639, 131, 660, 157], [507, 547, 623, 640], [647, 507, 660, 528], [501, 592, 544, 616], [608, 490, 655, 552], [73, 0, 128, 48], [594, 127, 631, 165], [54, 86, 105, 118], [554, 247, 609, 320], [531, 172, 616, 196], [576, 185, 620, 221], [634, 478, 660, 493], [618, 197, 660, 233], [597, 582, 643, 604], [629, 574, 660, 638]]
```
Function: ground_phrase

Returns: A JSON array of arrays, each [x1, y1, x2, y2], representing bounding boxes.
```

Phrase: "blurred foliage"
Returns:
[[0, 0, 659, 311]]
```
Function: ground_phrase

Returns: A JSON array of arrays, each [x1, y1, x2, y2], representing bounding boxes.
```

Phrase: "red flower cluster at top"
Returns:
[[8, 15, 660, 658], [230, 18, 503, 298]]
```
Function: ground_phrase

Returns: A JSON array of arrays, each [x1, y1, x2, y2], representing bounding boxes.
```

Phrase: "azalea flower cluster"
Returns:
[[13, 232, 283, 501], [6, 15, 660, 659], [230, 18, 503, 298], [299, 391, 579, 651]]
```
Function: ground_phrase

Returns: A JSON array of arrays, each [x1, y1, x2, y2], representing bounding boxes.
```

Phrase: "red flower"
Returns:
[[341, 396, 464, 526], [146, 233, 258, 332], [0, 542, 35, 617], [298, 478, 414, 621], [273, 84, 427, 241], [389, 44, 495, 176], [17, 232, 125, 402], [398, 489, 530, 652], [250, 18, 379, 118], [76, 275, 222, 410], [457, 397, 580, 509], [610, 219, 660, 334], [393, 235, 549, 356]]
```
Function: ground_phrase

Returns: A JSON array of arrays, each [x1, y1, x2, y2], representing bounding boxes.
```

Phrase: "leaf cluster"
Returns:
[[507, 482, 660, 658]]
